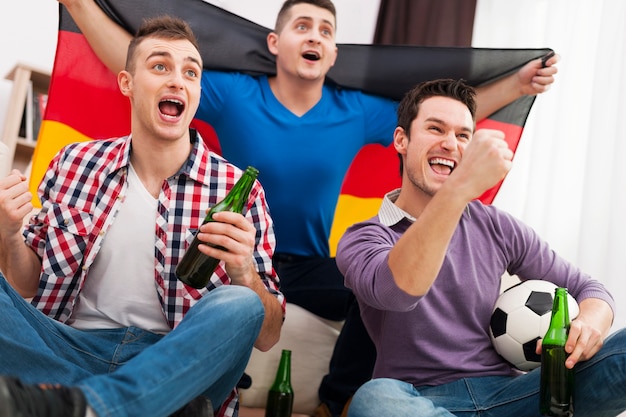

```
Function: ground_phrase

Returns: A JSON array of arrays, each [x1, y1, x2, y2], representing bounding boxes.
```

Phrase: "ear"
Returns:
[[329, 46, 338, 67], [267, 32, 279, 56], [393, 126, 409, 155], [118, 70, 132, 97]]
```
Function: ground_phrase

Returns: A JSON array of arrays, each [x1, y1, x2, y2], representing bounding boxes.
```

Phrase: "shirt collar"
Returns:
[[378, 188, 472, 226], [164, 128, 216, 187], [107, 135, 132, 173], [121, 129, 214, 187], [379, 189, 416, 226]]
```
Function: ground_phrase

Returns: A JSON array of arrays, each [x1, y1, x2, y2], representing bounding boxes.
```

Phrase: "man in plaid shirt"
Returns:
[[0, 15, 284, 417]]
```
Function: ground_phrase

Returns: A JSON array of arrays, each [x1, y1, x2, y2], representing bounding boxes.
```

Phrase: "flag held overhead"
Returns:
[[37, 0, 551, 255]]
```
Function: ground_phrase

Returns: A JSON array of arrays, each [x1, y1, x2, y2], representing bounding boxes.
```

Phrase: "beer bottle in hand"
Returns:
[[540, 287, 574, 416], [176, 166, 259, 288], [265, 349, 294, 417]]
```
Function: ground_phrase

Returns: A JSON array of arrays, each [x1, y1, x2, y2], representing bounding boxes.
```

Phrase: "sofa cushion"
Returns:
[[240, 303, 343, 415]]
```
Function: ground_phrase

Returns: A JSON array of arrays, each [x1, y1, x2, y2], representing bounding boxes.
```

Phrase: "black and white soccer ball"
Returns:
[[489, 280, 579, 371]]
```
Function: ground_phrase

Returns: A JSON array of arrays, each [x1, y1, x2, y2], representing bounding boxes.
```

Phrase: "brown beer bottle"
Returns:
[[265, 349, 294, 417], [539, 287, 574, 416], [176, 166, 259, 288]]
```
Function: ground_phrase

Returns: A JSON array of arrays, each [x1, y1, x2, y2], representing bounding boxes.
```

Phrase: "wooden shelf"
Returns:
[[16, 137, 37, 150], [1, 62, 51, 175]]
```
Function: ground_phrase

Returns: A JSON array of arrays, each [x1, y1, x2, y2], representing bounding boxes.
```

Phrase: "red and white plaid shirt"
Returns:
[[23, 131, 284, 417]]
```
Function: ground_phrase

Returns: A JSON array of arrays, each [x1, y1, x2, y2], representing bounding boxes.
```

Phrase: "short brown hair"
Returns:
[[396, 79, 477, 175], [274, 0, 337, 33], [125, 15, 200, 73], [397, 79, 477, 133]]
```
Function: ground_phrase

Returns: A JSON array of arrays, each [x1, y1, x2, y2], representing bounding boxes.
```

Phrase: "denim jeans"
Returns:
[[0, 276, 265, 417], [348, 329, 626, 417]]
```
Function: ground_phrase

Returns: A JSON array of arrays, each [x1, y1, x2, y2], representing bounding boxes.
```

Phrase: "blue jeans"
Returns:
[[0, 276, 265, 417], [348, 329, 626, 417]]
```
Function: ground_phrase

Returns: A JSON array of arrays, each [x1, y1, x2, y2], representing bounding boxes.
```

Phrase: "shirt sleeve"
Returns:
[[357, 91, 399, 147], [337, 219, 420, 312], [492, 206, 617, 315], [195, 70, 241, 127], [246, 178, 286, 316]]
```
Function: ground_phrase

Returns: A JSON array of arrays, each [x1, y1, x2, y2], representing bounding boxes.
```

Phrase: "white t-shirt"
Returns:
[[68, 164, 170, 334]]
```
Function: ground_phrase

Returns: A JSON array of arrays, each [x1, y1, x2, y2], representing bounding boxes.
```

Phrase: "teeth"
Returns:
[[162, 99, 183, 105], [429, 158, 455, 168], [159, 98, 184, 118]]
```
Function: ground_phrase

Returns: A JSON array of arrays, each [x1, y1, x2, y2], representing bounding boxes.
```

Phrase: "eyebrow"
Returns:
[[146, 50, 202, 68], [294, 15, 335, 30], [425, 117, 473, 133]]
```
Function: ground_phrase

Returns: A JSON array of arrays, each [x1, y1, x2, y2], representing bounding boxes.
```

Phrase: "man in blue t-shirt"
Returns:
[[58, 1, 560, 415]]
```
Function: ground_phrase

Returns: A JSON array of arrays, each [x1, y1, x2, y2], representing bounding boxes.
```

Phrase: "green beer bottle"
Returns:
[[540, 287, 574, 416], [176, 166, 259, 288], [265, 349, 294, 417]]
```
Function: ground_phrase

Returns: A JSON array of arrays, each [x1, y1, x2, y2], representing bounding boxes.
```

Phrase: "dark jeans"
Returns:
[[273, 253, 377, 416]]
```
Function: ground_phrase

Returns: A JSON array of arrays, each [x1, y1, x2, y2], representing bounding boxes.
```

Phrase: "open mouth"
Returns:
[[159, 98, 184, 119], [302, 51, 320, 61], [429, 157, 455, 175]]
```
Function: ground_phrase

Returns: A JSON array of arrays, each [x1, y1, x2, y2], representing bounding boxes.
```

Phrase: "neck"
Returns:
[[129, 132, 192, 197], [394, 187, 431, 220], [268, 74, 324, 116]]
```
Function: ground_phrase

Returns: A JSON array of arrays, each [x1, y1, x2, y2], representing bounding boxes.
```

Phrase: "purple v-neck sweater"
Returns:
[[337, 197, 614, 386]]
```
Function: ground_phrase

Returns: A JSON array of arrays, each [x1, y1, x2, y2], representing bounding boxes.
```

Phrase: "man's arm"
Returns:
[[0, 171, 42, 297], [59, 0, 130, 75], [474, 52, 559, 121], [199, 210, 283, 351], [238, 268, 284, 352], [388, 129, 513, 296]]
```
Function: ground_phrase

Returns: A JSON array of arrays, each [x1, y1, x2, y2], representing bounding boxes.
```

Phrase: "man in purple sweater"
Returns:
[[336, 78, 626, 417]]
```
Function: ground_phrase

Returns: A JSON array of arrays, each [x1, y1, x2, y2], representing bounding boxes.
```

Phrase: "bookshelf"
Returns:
[[1, 62, 51, 174]]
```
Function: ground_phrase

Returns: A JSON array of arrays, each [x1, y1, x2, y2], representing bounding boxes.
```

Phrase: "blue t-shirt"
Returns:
[[196, 71, 398, 257]]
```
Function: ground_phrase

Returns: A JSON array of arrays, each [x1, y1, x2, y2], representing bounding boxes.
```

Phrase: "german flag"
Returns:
[[35, 0, 551, 256]]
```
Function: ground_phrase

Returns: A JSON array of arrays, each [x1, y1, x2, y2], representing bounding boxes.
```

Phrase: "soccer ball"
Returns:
[[489, 280, 579, 371]]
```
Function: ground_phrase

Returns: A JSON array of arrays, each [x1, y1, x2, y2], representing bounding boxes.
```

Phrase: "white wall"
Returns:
[[208, 0, 381, 43], [0, 0, 381, 138], [474, 0, 626, 333], [0, 0, 58, 137]]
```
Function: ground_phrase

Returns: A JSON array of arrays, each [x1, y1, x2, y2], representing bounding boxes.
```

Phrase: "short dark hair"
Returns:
[[125, 15, 200, 73], [397, 78, 477, 133], [396, 79, 477, 175], [274, 0, 337, 33]]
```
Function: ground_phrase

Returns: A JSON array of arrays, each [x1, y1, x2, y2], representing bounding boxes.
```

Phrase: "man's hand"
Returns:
[[474, 51, 560, 120], [194, 211, 257, 286], [448, 129, 513, 200], [536, 297, 613, 368], [0, 169, 42, 296], [517, 52, 560, 96], [0, 170, 33, 238], [197, 211, 283, 351]]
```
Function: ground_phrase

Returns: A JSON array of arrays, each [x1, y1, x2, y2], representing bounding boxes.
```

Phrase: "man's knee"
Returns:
[[189, 285, 265, 331], [348, 379, 398, 417]]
